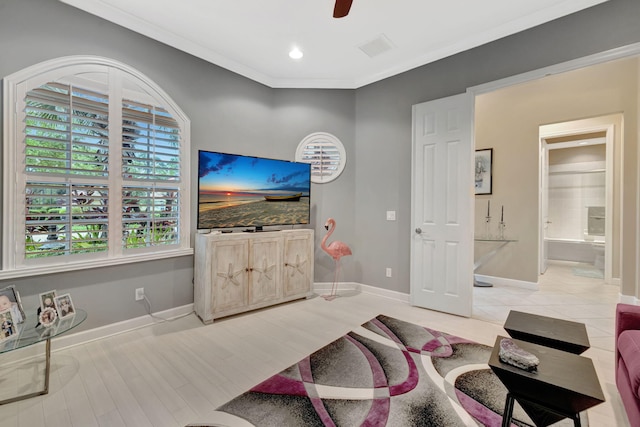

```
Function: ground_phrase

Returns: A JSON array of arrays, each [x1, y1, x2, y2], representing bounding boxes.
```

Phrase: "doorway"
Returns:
[[469, 53, 634, 292], [539, 120, 615, 284], [464, 52, 637, 356], [412, 45, 638, 318]]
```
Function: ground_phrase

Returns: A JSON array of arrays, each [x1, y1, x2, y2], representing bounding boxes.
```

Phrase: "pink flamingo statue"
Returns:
[[321, 218, 352, 300]]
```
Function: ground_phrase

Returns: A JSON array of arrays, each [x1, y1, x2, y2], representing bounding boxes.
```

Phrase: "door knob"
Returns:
[[415, 228, 422, 234]]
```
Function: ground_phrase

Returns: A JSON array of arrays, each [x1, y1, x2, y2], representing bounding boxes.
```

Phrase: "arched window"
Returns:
[[2, 56, 191, 278]]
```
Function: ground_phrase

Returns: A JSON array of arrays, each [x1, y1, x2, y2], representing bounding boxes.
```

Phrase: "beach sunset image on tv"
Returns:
[[197, 151, 311, 230]]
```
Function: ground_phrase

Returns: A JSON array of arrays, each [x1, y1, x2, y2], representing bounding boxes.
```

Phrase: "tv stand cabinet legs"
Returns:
[[194, 229, 314, 324]]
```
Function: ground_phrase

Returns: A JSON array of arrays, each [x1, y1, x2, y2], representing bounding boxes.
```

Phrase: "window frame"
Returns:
[[2, 56, 192, 279]]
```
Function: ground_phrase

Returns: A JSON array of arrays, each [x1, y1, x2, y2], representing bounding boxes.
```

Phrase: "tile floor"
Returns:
[[473, 260, 618, 352], [473, 260, 628, 426]]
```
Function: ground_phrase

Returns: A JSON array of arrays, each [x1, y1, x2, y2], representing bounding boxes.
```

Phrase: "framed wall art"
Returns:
[[475, 148, 493, 195]]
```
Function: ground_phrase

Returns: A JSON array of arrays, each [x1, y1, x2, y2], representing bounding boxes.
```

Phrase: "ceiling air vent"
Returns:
[[358, 34, 394, 58], [296, 132, 346, 184]]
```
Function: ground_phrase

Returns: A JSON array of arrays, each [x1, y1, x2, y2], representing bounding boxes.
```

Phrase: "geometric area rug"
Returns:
[[197, 315, 587, 426]]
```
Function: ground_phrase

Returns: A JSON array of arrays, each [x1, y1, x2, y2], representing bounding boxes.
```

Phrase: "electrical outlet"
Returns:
[[386, 268, 392, 277], [135, 287, 144, 301], [386, 210, 396, 221]]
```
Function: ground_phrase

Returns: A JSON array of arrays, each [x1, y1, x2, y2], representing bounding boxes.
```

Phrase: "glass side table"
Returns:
[[0, 308, 86, 405], [473, 238, 518, 287]]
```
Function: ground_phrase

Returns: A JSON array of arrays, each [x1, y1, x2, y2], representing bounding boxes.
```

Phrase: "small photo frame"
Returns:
[[0, 309, 17, 340], [39, 290, 58, 312], [475, 148, 493, 195], [54, 294, 75, 319], [0, 285, 25, 324], [39, 307, 57, 328]]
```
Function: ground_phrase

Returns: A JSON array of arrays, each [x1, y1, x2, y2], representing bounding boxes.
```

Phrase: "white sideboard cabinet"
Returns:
[[194, 229, 314, 323]]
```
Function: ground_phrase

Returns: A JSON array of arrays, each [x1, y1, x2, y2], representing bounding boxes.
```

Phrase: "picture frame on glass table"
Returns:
[[54, 293, 75, 319], [0, 285, 25, 323], [39, 290, 57, 312], [475, 148, 493, 195], [0, 309, 17, 341], [38, 307, 57, 329]]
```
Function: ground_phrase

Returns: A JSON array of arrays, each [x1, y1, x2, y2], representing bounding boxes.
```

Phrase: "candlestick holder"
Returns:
[[498, 221, 506, 240], [485, 216, 492, 238]]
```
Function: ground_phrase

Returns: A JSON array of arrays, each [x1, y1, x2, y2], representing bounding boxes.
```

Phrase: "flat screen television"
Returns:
[[197, 150, 311, 231]]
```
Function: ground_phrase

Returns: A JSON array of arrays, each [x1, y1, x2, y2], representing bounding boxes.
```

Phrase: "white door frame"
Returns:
[[465, 42, 640, 288], [538, 125, 614, 283], [408, 43, 639, 308], [469, 43, 640, 97], [540, 141, 550, 274]]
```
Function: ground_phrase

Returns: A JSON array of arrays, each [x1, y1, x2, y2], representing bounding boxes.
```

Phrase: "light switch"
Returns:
[[386, 210, 396, 221]]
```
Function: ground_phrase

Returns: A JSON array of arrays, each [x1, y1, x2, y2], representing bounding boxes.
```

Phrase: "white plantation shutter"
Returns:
[[121, 99, 181, 249], [24, 83, 111, 259], [122, 99, 180, 181], [3, 56, 191, 276], [25, 182, 109, 257], [25, 83, 110, 176], [122, 186, 179, 248], [296, 132, 346, 183]]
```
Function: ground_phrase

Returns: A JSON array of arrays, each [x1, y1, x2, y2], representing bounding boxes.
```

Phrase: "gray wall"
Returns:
[[271, 89, 356, 281], [1, 0, 639, 331], [354, 0, 640, 293], [0, 0, 355, 331]]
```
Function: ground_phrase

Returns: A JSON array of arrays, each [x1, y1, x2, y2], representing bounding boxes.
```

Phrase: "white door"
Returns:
[[539, 141, 550, 274], [410, 93, 474, 317]]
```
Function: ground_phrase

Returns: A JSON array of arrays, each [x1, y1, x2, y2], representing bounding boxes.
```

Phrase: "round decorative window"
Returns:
[[295, 132, 346, 184]]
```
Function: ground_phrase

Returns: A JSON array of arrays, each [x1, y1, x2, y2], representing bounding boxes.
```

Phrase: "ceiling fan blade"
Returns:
[[333, 0, 353, 18]]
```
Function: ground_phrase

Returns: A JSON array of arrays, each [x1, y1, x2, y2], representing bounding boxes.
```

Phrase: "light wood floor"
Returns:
[[0, 262, 629, 426]]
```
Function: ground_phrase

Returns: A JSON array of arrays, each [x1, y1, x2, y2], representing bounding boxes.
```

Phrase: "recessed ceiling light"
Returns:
[[289, 47, 303, 60]]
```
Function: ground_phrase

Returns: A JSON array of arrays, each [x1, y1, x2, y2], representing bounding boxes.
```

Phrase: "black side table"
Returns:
[[504, 310, 590, 354], [488, 336, 604, 427]]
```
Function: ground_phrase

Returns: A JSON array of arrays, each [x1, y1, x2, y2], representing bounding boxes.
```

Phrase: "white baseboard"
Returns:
[[313, 282, 410, 303], [51, 304, 194, 351], [479, 274, 632, 302], [0, 304, 194, 367], [619, 294, 638, 305], [474, 275, 538, 290]]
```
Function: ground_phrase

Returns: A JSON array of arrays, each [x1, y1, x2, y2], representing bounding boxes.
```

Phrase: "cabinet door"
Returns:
[[249, 237, 282, 305], [283, 233, 312, 297], [212, 239, 249, 314]]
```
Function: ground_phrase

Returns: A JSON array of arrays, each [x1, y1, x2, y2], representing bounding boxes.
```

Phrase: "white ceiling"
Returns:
[[60, 0, 608, 89]]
